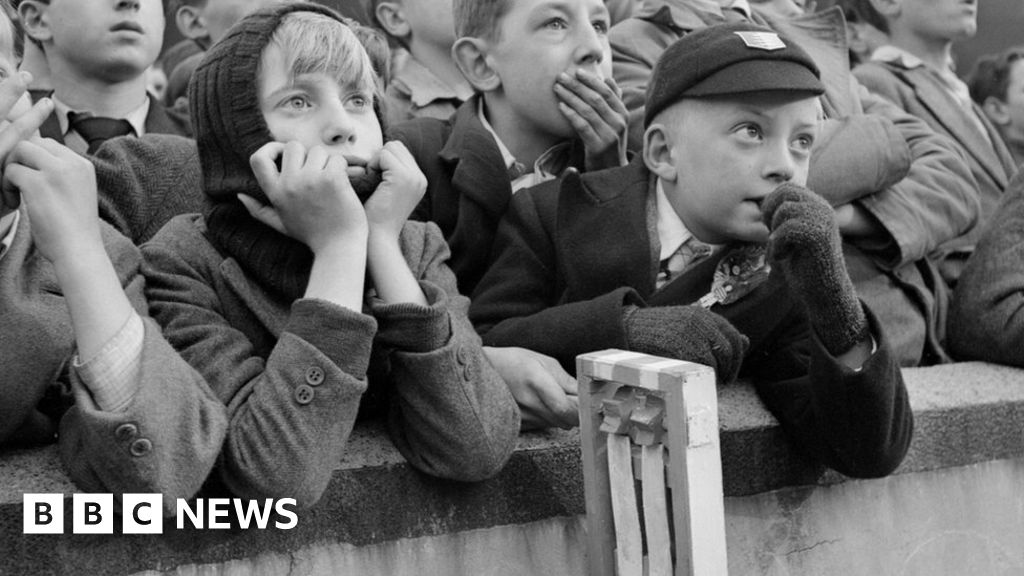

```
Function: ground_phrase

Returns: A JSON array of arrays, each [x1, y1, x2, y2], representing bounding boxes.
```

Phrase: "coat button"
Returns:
[[305, 366, 325, 386], [295, 384, 315, 405], [114, 423, 138, 442], [130, 438, 152, 457], [456, 345, 470, 365]]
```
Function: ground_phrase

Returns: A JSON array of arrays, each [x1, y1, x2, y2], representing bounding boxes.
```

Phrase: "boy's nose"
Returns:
[[322, 106, 357, 147], [573, 24, 605, 67], [762, 143, 796, 184], [116, 0, 141, 11]]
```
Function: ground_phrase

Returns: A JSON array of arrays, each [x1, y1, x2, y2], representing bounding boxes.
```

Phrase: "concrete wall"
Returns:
[[2, 362, 1024, 575]]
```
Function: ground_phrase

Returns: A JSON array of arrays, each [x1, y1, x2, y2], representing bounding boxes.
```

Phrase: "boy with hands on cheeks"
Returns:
[[142, 3, 519, 508], [471, 23, 912, 477]]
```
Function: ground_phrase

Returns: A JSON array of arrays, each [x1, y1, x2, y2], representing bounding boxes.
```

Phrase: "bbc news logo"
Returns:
[[24, 494, 298, 534]]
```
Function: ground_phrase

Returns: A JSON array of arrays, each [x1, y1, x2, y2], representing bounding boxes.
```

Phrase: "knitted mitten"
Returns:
[[762, 183, 869, 355], [623, 305, 749, 384]]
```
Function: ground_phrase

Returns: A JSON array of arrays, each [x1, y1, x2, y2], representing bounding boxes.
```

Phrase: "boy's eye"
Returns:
[[545, 17, 568, 31], [792, 134, 815, 153], [282, 95, 311, 110], [347, 94, 372, 109], [592, 19, 609, 34], [737, 124, 763, 141], [793, 134, 814, 149]]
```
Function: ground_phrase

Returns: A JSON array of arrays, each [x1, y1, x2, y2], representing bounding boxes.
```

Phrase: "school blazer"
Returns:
[[470, 160, 913, 478], [391, 95, 585, 295]]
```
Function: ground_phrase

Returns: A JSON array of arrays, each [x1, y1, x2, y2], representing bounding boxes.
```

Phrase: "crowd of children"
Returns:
[[0, 0, 1022, 513]]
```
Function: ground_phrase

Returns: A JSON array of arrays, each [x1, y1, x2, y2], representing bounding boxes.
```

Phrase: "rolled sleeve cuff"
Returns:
[[370, 281, 452, 353], [72, 312, 144, 413], [286, 298, 378, 379]]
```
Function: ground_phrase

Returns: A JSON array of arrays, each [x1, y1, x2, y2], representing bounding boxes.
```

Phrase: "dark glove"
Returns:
[[762, 183, 869, 355], [622, 304, 749, 385]]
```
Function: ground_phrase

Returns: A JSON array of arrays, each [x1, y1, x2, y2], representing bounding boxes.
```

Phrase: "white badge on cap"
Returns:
[[734, 31, 786, 51]]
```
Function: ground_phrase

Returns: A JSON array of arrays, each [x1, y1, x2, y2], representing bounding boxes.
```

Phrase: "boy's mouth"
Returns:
[[110, 21, 145, 34]]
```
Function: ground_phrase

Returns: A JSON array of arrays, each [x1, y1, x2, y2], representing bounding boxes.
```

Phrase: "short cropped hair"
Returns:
[[835, 0, 889, 35], [264, 11, 385, 113], [453, 0, 511, 41], [967, 47, 1024, 105]]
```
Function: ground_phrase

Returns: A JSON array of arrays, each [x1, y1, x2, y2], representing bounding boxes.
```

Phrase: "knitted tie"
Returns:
[[67, 112, 134, 154], [656, 237, 713, 289]]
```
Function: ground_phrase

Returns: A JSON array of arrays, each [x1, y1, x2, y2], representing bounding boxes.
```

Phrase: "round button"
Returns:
[[463, 363, 474, 382], [305, 366, 325, 386], [294, 384, 315, 405], [114, 423, 138, 442], [129, 438, 152, 457], [456, 345, 470, 365]]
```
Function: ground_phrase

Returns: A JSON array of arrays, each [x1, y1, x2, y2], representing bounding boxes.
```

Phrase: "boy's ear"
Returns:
[[373, 2, 412, 41], [18, 1, 52, 45], [175, 5, 210, 40], [982, 96, 1010, 126], [643, 123, 678, 182], [452, 37, 501, 92]]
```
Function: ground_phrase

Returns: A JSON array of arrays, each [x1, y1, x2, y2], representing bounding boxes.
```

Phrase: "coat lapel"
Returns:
[[901, 67, 1011, 189], [556, 160, 656, 300], [440, 97, 514, 221]]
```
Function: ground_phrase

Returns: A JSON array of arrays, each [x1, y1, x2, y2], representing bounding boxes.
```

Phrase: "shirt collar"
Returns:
[[52, 95, 149, 138], [478, 98, 571, 192], [478, 97, 518, 172], [655, 178, 694, 260], [395, 57, 474, 108], [871, 45, 956, 72]]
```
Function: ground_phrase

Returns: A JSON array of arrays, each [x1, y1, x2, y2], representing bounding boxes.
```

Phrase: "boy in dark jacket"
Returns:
[[142, 3, 519, 508], [471, 23, 913, 478]]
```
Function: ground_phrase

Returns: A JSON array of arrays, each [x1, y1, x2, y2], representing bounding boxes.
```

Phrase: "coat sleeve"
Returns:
[[470, 189, 643, 371], [749, 304, 913, 478], [949, 178, 1024, 364], [852, 70, 981, 267], [141, 226, 377, 509], [372, 222, 520, 481], [58, 230, 227, 516]]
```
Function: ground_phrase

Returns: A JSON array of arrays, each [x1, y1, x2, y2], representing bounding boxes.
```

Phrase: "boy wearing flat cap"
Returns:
[[471, 22, 913, 478]]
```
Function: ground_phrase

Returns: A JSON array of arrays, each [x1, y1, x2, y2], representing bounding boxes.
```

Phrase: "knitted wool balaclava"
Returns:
[[189, 1, 387, 205]]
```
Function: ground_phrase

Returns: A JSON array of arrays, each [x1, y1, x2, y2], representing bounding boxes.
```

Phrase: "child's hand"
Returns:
[[554, 69, 629, 171], [762, 183, 869, 356], [483, 346, 579, 430], [363, 141, 426, 242], [623, 305, 748, 385], [248, 141, 368, 254], [4, 137, 103, 265]]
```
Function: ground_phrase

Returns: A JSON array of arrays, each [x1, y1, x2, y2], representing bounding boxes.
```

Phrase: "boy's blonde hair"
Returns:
[[264, 11, 385, 108]]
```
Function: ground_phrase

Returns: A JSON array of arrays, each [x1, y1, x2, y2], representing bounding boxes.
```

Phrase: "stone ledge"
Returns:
[[1, 362, 1022, 575]]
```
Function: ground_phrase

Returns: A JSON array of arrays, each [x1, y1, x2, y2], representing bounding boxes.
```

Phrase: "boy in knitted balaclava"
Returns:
[[142, 2, 519, 508], [471, 22, 913, 479]]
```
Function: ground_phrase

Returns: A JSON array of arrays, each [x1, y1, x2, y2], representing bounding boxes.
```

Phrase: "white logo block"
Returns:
[[24, 494, 64, 534], [73, 494, 114, 534], [123, 494, 164, 534]]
